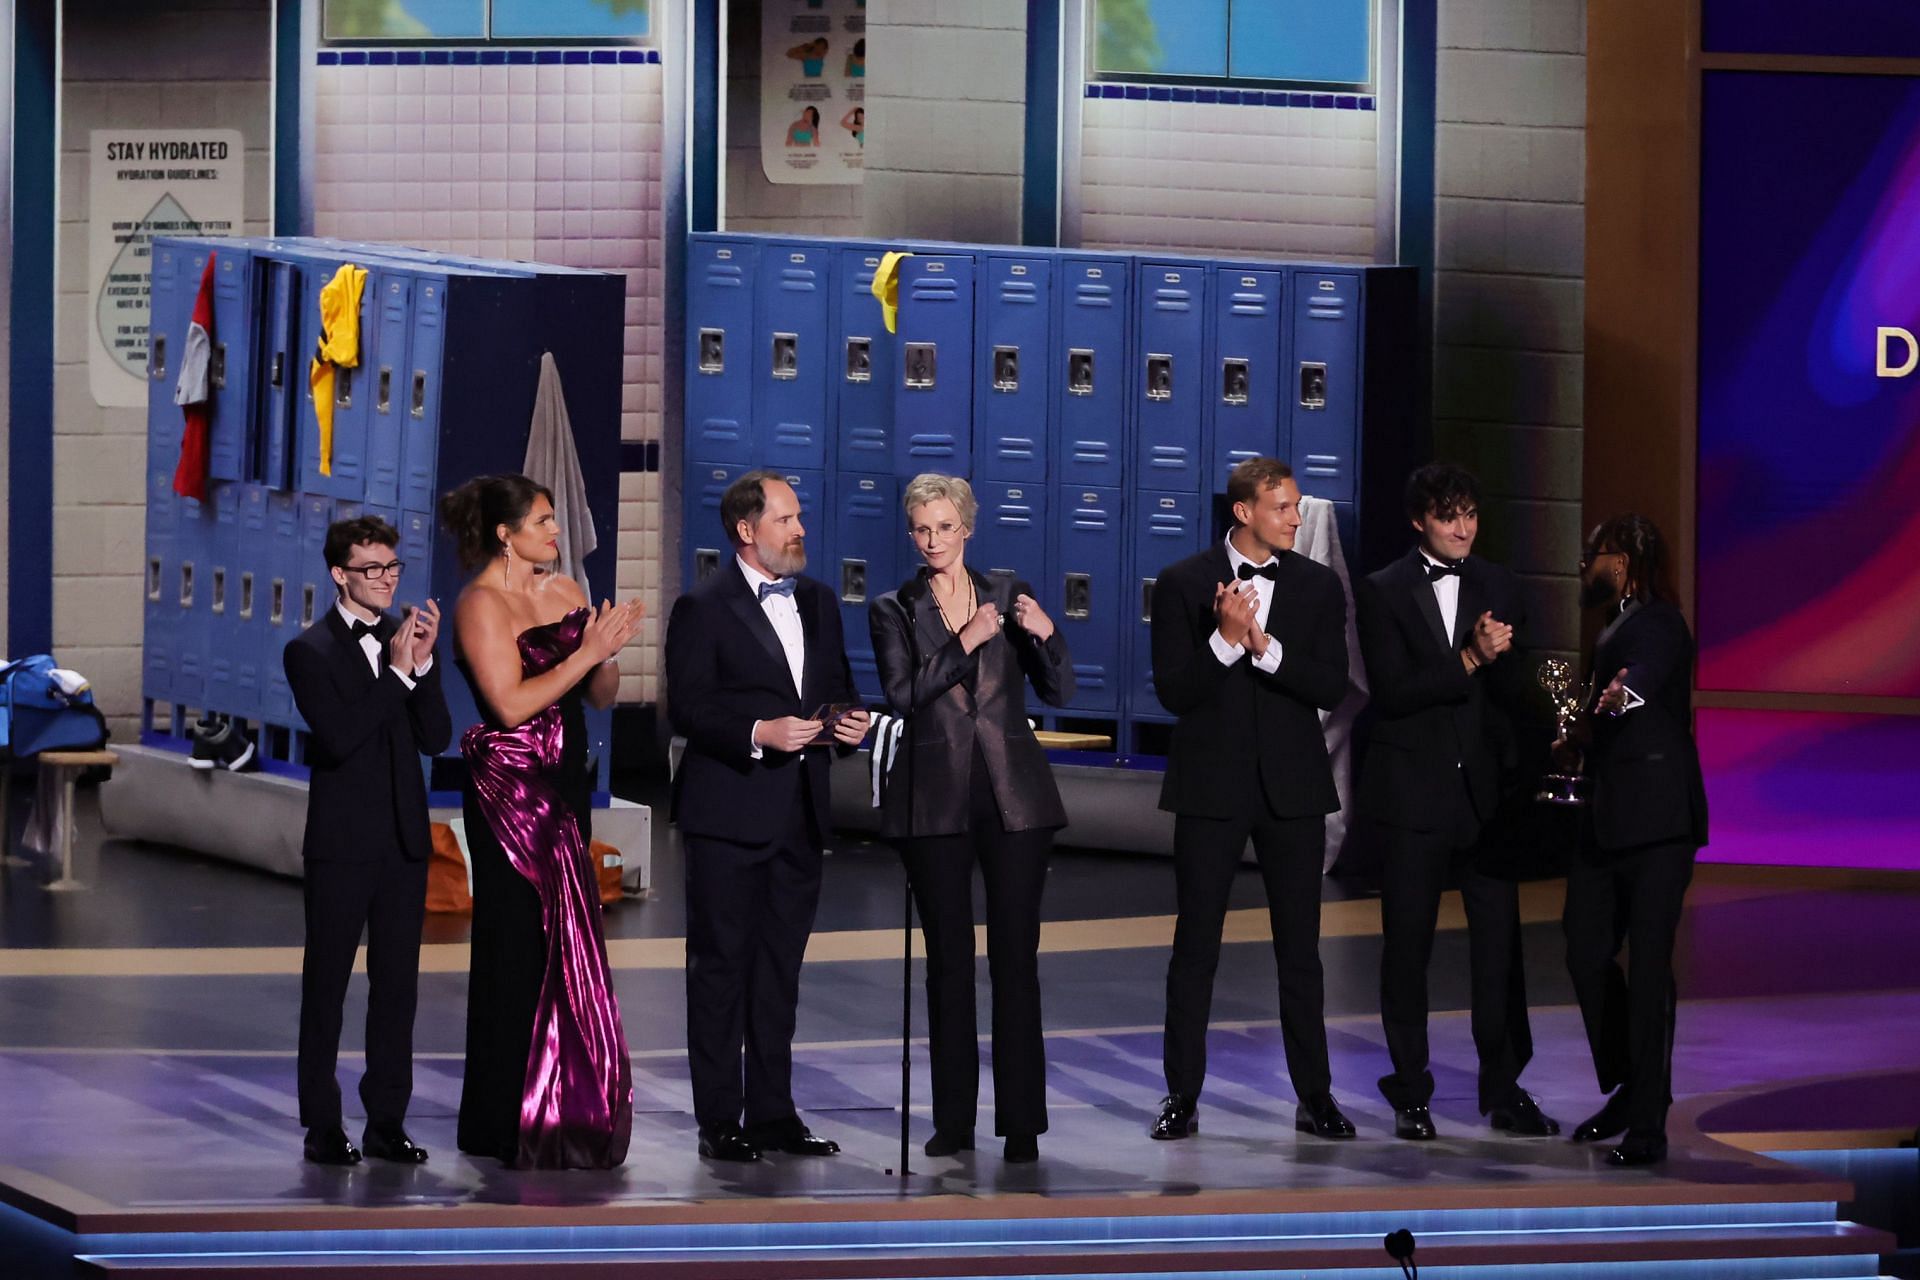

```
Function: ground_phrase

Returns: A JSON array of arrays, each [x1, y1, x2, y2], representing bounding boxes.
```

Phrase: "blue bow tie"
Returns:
[[758, 577, 797, 601]]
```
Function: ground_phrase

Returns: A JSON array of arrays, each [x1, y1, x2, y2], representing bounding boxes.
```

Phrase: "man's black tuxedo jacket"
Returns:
[[665, 564, 859, 846], [1150, 543, 1348, 820], [1354, 549, 1527, 831], [284, 608, 452, 864], [1587, 599, 1709, 854], [868, 568, 1074, 840]]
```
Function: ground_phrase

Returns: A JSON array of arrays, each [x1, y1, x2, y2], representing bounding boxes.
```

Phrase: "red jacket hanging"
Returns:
[[171, 252, 217, 501]]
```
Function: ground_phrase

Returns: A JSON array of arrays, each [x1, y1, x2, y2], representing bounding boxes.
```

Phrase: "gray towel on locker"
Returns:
[[522, 351, 599, 598]]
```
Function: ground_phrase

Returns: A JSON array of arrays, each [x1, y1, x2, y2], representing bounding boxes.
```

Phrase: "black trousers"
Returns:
[[297, 852, 428, 1130], [1163, 811, 1331, 1103], [1563, 836, 1697, 1135], [683, 783, 825, 1137], [900, 750, 1053, 1139], [1374, 789, 1532, 1112]]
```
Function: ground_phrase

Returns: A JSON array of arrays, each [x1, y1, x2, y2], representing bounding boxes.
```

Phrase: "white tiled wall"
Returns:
[[1075, 95, 1377, 259], [1431, 0, 1586, 655], [53, 0, 272, 741], [312, 54, 668, 702]]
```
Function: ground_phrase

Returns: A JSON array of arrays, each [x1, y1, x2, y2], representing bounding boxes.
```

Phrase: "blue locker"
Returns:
[[686, 238, 757, 464], [976, 255, 1052, 482], [1134, 261, 1208, 492], [399, 272, 450, 514], [202, 484, 246, 717], [142, 469, 180, 707], [290, 493, 336, 732], [171, 494, 215, 710], [1208, 266, 1285, 493], [258, 258, 301, 492], [206, 247, 256, 483], [683, 461, 746, 588], [754, 241, 830, 471], [1053, 485, 1124, 713], [1053, 254, 1129, 488], [397, 509, 433, 584], [832, 471, 898, 702], [893, 253, 975, 474], [259, 491, 303, 725], [969, 482, 1048, 592], [364, 269, 411, 509], [145, 242, 189, 474], [775, 467, 827, 577], [1289, 270, 1360, 502], [290, 252, 376, 500], [833, 246, 896, 472], [1128, 489, 1207, 717]]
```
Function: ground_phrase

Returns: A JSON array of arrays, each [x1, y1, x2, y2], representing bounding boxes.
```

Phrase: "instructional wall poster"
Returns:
[[88, 129, 244, 408], [761, 0, 866, 185]]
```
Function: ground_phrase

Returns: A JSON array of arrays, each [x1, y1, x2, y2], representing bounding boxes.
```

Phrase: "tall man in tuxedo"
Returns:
[[1148, 458, 1356, 1142], [1353, 463, 1558, 1142], [666, 471, 872, 1162], [284, 515, 450, 1165]]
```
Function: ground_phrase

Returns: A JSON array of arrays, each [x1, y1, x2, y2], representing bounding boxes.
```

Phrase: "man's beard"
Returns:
[[761, 540, 807, 579], [1579, 577, 1618, 610]]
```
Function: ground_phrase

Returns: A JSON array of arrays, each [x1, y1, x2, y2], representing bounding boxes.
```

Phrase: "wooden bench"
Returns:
[[10, 749, 120, 892]]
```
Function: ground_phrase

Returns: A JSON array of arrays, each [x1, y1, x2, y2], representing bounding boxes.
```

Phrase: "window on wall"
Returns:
[[1093, 0, 1371, 89], [322, 0, 649, 42]]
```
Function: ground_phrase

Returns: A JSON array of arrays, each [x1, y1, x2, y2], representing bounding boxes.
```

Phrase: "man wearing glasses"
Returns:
[[283, 516, 450, 1166]]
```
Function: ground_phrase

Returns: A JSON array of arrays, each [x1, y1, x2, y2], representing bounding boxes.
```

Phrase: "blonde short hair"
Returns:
[[901, 473, 978, 532]]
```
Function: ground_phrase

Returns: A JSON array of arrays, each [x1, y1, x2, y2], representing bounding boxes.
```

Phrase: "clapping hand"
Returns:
[[404, 598, 441, 671], [1467, 612, 1514, 668], [1214, 581, 1259, 649], [387, 607, 420, 674]]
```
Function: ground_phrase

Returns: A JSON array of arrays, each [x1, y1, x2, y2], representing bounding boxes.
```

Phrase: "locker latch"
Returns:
[[301, 583, 316, 629], [239, 572, 255, 621], [1064, 572, 1092, 620], [411, 370, 427, 418], [1299, 361, 1328, 410], [992, 346, 1020, 393], [147, 557, 163, 602], [335, 366, 353, 407], [211, 567, 227, 616], [841, 558, 867, 604], [845, 337, 870, 382], [211, 342, 227, 391], [694, 548, 721, 581], [699, 327, 726, 374], [904, 342, 937, 389], [378, 367, 393, 413], [1140, 577, 1156, 623], [270, 351, 284, 388], [1221, 358, 1250, 405], [1067, 348, 1095, 396], [1146, 354, 1173, 401], [151, 334, 167, 381], [771, 332, 798, 380], [270, 578, 286, 626], [179, 562, 195, 608]]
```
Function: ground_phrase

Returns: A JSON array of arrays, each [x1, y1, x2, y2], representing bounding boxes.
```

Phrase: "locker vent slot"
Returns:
[[1146, 354, 1173, 401], [1222, 358, 1250, 405], [1299, 361, 1327, 410], [1064, 572, 1092, 621], [840, 558, 867, 604], [903, 343, 937, 389], [1068, 349, 1095, 395]]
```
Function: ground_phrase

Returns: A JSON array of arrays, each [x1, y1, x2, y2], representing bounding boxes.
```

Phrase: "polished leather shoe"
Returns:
[[756, 1127, 841, 1157], [1571, 1090, 1632, 1144], [1003, 1134, 1038, 1164], [1605, 1130, 1668, 1167], [303, 1125, 362, 1166], [1150, 1094, 1198, 1140], [1393, 1105, 1437, 1141], [1488, 1091, 1561, 1137], [924, 1130, 975, 1157], [361, 1124, 428, 1163], [1295, 1095, 1357, 1139], [697, 1126, 761, 1163]]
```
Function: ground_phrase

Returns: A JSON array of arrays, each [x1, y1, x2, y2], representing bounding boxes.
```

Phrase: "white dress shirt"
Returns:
[[740, 556, 806, 758], [1211, 535, 1284, 673], [336, 601, 430, 688], [1419, 550, 1463, 643]]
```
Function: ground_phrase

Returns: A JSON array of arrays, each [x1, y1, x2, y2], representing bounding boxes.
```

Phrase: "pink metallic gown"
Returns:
[[460, 607, 632, 1169]]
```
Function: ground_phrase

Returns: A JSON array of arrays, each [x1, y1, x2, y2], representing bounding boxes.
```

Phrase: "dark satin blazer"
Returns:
[[869, 568, 1074, 840], [1586, 599, 1709, 854]]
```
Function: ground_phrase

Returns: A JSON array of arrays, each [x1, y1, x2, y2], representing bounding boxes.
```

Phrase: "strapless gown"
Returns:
[[455, 607, 631, 1169]]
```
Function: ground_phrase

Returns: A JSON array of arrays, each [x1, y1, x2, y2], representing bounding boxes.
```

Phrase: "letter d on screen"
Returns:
[[1876, 327, 1918, 377]]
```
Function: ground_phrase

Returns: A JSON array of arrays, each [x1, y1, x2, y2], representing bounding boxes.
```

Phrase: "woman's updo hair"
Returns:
[[439, 473, 554, 572]]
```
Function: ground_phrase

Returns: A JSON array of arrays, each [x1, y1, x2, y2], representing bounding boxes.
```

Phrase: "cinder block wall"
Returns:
[[54, 0, 272, 742]]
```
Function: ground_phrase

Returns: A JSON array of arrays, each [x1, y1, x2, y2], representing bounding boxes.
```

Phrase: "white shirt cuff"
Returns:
[[393, 667, 417, 690], [750, 720, 764, 760], [1208, 629, 1245, 666], [1612, 684, 1646, 715], [1251, 642, 1283, 674]]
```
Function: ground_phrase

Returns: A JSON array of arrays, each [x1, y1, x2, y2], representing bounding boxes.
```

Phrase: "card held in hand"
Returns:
[[808, 702, 862, 745]]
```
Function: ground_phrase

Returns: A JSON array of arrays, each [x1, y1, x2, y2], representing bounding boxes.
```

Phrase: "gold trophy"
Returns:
[[1536, 658, 1593, 806]]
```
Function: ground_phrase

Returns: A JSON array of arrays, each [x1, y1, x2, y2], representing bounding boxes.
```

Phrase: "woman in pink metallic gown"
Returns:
[[441, 473, 641, 1169]]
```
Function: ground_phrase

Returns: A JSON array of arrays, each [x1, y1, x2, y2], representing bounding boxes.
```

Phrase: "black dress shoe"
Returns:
[[697, 1126, 761, 1163], [303, 1125, 362, 1166], [757, 1127, 841, 1157], [361, 1124, 428, 1163], [1393, 1105, 1437, 1140], [1295, 1095, 1357, 1139], [1605, 1130, 1668, 1166], [1572, 1090, 1632, 1144], [1488, 1091, 1561, 1137], [1003, 1134, 1038, 1164], [1150, 1094, 1198, 1140], [924, 1130, 975, 1157]]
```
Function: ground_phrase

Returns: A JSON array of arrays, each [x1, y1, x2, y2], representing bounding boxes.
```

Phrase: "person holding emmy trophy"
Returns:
[[1353, 464, 1559, 1142], [1554, 513, 1708, 1167]]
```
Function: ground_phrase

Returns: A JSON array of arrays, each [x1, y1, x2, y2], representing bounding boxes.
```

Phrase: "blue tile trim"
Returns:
[[319, 45, 665, 65], [590, 49, 617, 63], [562, 50, 590, 64], [1336, 94, 1357, 109], [1123, 84, 1147, 99], [620, 48, 646, 63], [1311, 92, 1334, 108], [620, 441, 662, 473], [339, 50, 368, 65], [535, 49, 563, 63], [507, 50, 535, 63], [1360, 97, 1376, 110], [1147, 85, 1170, 100], [395, 50, 423, 65], [1195, 88, 1218, 103], [422, 49, 450, 64], [451, 49, 478, 64], [479, 49, 507, 63], [317, 50, 340, 65], [368, 50, 395, 64], [1219, 89, 1241, 103]]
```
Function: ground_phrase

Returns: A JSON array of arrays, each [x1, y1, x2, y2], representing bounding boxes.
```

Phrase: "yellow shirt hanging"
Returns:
[[309, 263, 367, 477], [870, 250, 914, 334]]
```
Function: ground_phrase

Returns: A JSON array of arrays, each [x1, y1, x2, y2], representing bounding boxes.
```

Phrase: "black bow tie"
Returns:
[[349, 617, 381, 639], [1425, 561, 1463, 582], [1237, 561, 1279, 582]]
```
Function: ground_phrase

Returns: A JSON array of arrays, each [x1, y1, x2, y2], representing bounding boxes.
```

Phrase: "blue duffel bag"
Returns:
[[0, 655, 110, 759]]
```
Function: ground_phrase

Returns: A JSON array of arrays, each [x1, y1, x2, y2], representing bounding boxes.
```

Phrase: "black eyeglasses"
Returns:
[[1579, 549, 1621, 571], [342, 560, 405, 581]]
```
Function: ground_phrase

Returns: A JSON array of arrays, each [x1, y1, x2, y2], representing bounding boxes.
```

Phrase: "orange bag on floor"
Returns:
[[425, 821, 473, 914], [592, 839, 624, 907]]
